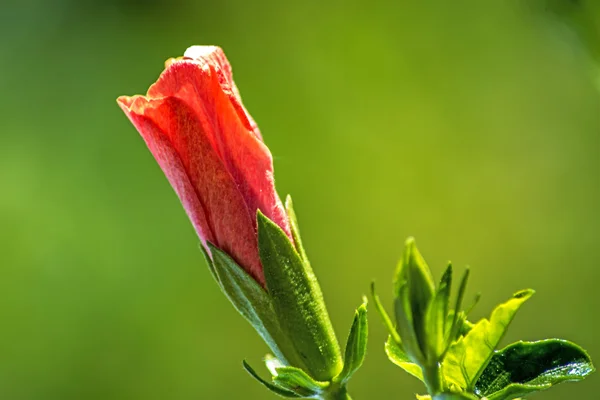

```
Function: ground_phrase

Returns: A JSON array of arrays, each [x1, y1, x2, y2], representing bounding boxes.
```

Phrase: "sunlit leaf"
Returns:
[[442, 289, 534, 391], [385, 335, 424, 381]]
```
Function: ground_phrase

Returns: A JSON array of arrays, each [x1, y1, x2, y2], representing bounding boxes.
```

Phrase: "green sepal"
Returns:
[[206, 243, 298, 365], [445, 268, 470, 351], [273, 366, 330, 397], [257, 210, 343, 381], [285, 195, 309, 263], [385, 335, 424, 381], [425, 263, 452, 361], [442, 289, 535, 391], [335, 299, 368, 384], [373, 280, 424, 381], [242, 360, 301, 398], [370, 282, 401, 344], [474, 339, 595, 400], [265, 354, 286, 376], [199, 244, 220, 286]]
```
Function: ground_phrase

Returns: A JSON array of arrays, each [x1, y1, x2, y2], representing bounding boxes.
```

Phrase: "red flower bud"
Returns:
[[118, 46, 291, 286]]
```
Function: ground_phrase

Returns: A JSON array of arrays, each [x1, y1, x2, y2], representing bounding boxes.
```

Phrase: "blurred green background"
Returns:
[[1, 0, 599, 399]]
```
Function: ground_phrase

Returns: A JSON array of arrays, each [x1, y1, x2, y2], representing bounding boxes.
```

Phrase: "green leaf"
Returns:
[[242, 360, 301, 398], [385, 335, 424, 381], [474, 339, 595, 400], [273, 366, 330, 397], [370, 282, 401, 344], [336, 300, 368, 384], [442, 289, 535, 391], [425, 264, 452, 360], [208, 243, 299, 366], [257, 211, 343, 381], [484, 384, 545, 400], [443, 310, 471, 349]]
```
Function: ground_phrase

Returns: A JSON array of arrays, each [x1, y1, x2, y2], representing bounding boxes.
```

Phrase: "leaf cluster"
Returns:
[[372, 238, 594, 400]]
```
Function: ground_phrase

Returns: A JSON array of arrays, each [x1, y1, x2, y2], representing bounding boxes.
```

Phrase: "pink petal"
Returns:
[[146, 51, 292, 241], [118, 95, 264, 285], [183, 45, 262, 141]]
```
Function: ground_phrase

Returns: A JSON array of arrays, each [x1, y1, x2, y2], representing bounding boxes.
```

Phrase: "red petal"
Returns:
[[145, 50, 292, 241], [118, 95, 264, 285]]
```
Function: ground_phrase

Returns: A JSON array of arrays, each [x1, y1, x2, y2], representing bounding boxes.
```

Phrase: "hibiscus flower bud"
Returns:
[[117, 47, 362, 392], [117, 45, 291, 287]]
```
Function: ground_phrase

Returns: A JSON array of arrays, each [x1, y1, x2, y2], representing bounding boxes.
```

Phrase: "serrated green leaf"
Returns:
[[336, 301, 368, 384], [257, 211, 343, 381], [385, 335, 424, 381], [273, 366, 330, 397], [426, 264, 452, 360], [208, 243, 299, 366], [370, 282, 401, 343], [243, 360, 301, 398], [442, 289, 535, 391], [474, 339, 595, 400]]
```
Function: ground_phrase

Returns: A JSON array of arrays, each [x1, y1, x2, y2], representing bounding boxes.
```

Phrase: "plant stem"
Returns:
[[321, 384, 352, 400], [423, 363, 443, 395]]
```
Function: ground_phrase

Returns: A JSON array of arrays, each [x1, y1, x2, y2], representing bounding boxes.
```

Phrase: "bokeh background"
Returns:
[[1, 0, 599, 399]]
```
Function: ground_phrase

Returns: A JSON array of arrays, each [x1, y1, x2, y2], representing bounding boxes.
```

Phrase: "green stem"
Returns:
[[423, 363, 443, 395], [321, 384, 351, 400]]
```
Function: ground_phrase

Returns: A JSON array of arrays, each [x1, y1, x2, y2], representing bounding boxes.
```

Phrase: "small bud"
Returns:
[[394, 238, 436, 364]]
